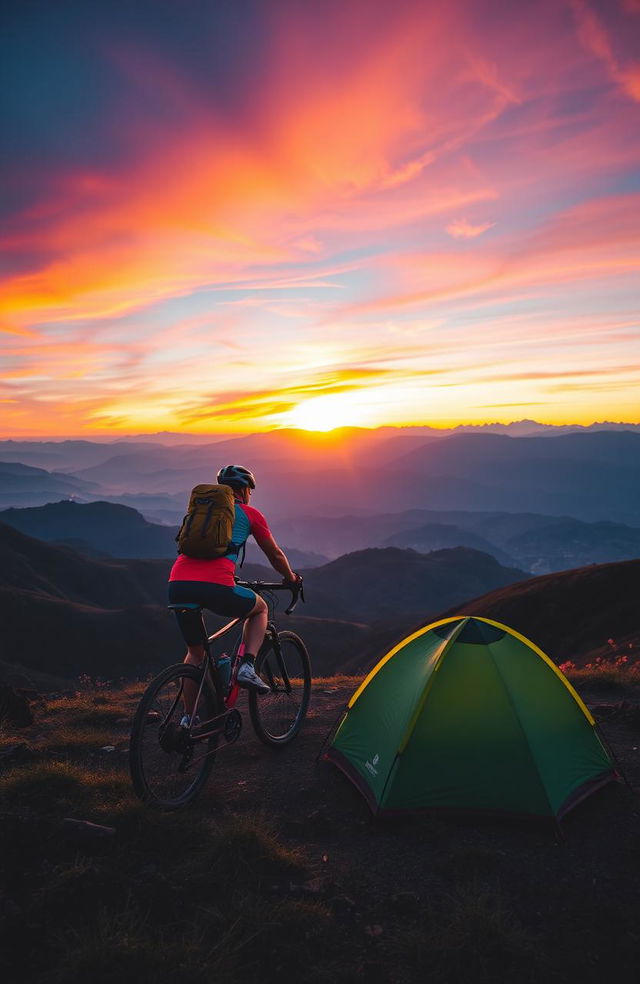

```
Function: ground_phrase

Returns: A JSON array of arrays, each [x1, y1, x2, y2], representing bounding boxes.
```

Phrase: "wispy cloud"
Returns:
[[446, 219, 495, 239], [0, 0, 639, 433]]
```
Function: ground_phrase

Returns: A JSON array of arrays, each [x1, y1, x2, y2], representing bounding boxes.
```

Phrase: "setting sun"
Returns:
[[287, 393, 369, 431]]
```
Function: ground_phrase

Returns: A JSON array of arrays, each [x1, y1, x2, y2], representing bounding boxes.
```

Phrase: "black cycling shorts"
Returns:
[[168, 580, 257, 646]]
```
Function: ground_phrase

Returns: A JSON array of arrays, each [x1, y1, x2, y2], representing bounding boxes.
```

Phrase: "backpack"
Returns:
[[176, 484, 236, 559]]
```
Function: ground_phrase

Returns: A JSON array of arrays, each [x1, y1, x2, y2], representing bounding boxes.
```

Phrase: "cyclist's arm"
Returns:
[[255, 534, 297, 582]]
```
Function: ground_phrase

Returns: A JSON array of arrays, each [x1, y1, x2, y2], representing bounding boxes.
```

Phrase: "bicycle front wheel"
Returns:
[[129, 663, 221, 809], [249, 631, 311, 745]]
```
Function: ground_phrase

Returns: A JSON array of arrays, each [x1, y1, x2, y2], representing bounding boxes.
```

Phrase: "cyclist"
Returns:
[[168, 464, 301, 695]]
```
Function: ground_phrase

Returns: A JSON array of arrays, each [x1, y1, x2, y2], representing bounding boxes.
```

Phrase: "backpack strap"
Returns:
[[225, 540, 246, 567]]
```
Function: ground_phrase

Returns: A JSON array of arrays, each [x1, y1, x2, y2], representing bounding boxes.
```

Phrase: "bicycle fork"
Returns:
[[260, 624, 293, 694]]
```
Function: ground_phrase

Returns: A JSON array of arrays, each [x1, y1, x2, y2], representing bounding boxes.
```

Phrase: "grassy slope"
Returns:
[[1, 669, 639, 984]]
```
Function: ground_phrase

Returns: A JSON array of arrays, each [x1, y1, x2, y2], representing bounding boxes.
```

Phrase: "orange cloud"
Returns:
[[2, 0, 640, 433]]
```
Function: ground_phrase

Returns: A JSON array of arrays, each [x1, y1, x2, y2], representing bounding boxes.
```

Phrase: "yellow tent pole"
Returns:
[[474, 616, 596, 725], [347, 616, 463, 709]]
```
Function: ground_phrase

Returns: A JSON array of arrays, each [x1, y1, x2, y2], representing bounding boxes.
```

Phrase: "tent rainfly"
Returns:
[[326, 616, 617, 821]]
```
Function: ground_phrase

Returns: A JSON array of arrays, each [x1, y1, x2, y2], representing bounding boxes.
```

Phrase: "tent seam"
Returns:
[[396, 618, 469, 754], [347, 615, 463, 710], [477, 617, 595, 725], [485, 641, 556, 818]]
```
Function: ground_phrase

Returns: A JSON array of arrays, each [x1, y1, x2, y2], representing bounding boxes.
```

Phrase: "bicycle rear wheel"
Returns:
[[249, 631, 311, 745], [129, 663, 221, 809]]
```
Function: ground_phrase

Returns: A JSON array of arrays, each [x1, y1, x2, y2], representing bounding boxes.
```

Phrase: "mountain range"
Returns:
[[0, 523, 525, 685], [1, 428, 640, 527], [2, 498, 640, 575], [1, 518, 638, 688]]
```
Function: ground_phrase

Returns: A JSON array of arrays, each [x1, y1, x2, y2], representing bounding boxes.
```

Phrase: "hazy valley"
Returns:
[[1, 425, 638, 689]]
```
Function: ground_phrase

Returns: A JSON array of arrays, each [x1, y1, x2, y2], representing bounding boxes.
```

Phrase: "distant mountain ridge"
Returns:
[[0, 525, 527, 683], [439, 557, 640, 667], [0, 522, 637, 684], [0, 500, 328, 567], [0, 500, 177, 560], [2, 427, 639, 548], [3, 498, 639, 576], [274, 546, 527, 623], [276, 508, 640, 574], [0, 461, 97, 508]]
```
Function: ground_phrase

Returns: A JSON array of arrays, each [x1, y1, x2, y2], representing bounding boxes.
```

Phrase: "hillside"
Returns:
[[297, 546, 527, 623], [0, 500, 328, 568], [0, 522, 168, 607], [0, 500, 177, 559], [2, 522, 637, 685], [274, 507, 640, 573], [382, 522, 517, 566], [0, 461, 96, 508], [0, 527, 372, 682], [440, 557, 640, 665]]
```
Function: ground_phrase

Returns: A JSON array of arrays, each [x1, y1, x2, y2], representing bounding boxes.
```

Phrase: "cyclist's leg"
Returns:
[[170, 605, 207, 716], [168, 580, 261, 696], [241, 595, 268, 658]]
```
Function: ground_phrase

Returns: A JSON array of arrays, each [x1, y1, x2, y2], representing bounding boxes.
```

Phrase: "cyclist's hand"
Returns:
[[283, 572, 303, 587]]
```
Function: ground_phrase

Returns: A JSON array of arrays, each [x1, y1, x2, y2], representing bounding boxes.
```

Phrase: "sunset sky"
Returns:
[[1, 0, 639, 436]]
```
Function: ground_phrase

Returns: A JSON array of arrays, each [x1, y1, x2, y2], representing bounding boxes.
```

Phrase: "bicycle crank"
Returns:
[[224, 709, 242, 744]]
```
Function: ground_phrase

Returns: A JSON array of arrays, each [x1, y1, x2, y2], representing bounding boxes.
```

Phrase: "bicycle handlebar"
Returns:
[[234, 577, 305, 615]]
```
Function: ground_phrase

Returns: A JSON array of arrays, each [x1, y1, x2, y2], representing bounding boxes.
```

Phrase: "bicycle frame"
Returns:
[[180, 581, 301, 751]]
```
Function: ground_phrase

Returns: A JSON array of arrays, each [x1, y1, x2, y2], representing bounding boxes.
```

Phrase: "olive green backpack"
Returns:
[[176, 484, 236, 559]]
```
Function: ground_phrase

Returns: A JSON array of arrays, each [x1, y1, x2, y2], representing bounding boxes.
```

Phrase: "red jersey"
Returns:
[[169, 501, 271, 587]]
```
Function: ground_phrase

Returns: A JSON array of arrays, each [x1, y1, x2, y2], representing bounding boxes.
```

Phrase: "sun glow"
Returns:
[[287, 393, 372, 431]]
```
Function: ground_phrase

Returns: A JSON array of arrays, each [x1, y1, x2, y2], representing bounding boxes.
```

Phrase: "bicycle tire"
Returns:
[[129, 662, 221, 809], [248, 630, 311, 746]]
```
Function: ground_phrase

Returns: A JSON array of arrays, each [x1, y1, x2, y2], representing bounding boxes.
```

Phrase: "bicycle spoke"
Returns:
[[130, 664, 219, 808], [249, 632, 311, 745]]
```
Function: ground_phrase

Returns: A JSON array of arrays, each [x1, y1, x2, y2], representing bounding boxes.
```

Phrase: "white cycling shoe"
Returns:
[[236, 662, 270, 694]]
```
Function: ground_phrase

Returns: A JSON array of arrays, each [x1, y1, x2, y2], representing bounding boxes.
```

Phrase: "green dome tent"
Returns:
[[326, 616, 616, 821]]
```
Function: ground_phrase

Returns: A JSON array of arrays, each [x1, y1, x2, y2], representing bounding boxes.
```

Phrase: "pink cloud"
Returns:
[[571, 0, 640, 102], [1, 0, 640, 432], [446, 219, 495, 239]]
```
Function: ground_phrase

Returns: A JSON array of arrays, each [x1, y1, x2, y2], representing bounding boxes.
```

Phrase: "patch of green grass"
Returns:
[[398, 883, 542, 984], [93, 798, 214, 855], [178, 813, 307, 897], [0, 761, 131, 815], [30, 862, 335, 984]]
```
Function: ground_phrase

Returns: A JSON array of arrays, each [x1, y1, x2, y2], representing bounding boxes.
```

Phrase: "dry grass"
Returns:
[[562, 657, 640, 692], [2, 672, 640, 984], [0, 760, 133, 815]]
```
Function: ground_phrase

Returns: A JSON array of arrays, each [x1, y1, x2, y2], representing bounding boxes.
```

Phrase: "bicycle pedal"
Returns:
[[224, 709, 242, 744]]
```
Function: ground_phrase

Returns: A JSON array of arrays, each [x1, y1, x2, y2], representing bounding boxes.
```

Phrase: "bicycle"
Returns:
[[129, 579, 311, 809]]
